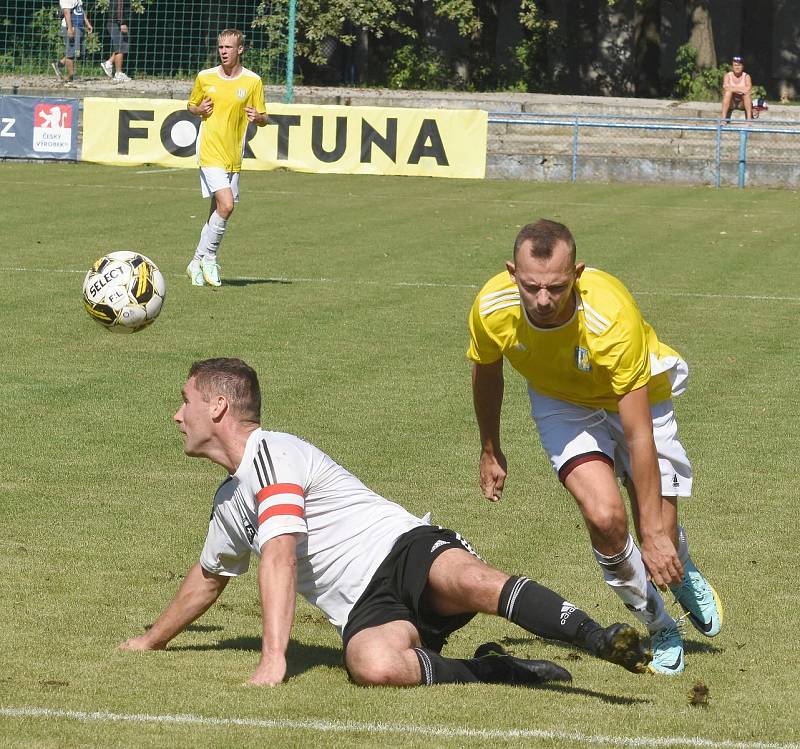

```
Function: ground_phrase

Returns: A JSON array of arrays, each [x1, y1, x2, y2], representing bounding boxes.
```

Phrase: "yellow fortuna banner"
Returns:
[[82, 98, 487, 179]]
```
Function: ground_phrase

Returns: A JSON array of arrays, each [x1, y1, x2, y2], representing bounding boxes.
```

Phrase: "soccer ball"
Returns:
[[82, 251, 166, 333]]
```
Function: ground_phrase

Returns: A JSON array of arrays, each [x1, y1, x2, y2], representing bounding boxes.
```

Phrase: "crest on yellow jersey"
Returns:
[[237, 88, 246, 99], [575, 346, 592, 372]]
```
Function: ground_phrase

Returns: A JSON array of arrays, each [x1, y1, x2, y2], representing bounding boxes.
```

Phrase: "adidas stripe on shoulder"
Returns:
[[479, 286, 520, 317]]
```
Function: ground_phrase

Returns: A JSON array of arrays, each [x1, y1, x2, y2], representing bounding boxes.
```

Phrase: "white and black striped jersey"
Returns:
[[200, 429, 426, 633]]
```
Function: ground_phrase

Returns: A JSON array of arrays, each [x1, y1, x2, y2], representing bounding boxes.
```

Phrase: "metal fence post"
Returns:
[[738, 128, 749, 188], [284, 0, 296, 103], [571, 118, 579, 183], [715, 121, 722, 188]]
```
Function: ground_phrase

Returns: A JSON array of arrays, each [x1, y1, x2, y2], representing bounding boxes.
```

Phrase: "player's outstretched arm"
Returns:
[[618, 386, 683, 587], [248, 534, 298, 686], [472, 360, 508, 501], [118, 563, 229, 651]]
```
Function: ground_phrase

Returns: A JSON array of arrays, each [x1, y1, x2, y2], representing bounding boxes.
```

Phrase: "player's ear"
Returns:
[[505, 260, 516, 280], [575, 262, 586, 279], [210, 395, 228, 420]]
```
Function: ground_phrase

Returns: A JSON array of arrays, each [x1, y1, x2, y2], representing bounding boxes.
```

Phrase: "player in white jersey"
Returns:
[[469, 220, 723, 676], [119, 358, 651, 687]]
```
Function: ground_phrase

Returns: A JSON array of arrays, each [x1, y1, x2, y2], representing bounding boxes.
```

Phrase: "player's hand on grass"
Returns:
[[247, 655, 287, 687], [479, 448, 507, 502], [118, 635, 165, 652], [641, 534, 683, 588]]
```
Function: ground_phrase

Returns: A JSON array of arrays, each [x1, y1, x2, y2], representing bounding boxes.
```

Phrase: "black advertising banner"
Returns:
[[0, 96, 79, 160]]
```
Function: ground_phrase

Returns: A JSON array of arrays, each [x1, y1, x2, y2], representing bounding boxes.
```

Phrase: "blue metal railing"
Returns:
[[487, 112, 800, 188]]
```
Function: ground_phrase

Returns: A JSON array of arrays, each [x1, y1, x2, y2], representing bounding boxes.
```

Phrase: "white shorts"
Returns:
[[529, 389, 693, 497], [199, 167, 240, 200]]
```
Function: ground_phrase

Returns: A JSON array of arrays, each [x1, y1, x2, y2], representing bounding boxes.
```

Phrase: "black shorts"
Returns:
[[342, 525, 478, 654]]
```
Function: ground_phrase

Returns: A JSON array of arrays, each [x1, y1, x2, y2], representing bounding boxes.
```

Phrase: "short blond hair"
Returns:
[[219, 28, 244, 47]]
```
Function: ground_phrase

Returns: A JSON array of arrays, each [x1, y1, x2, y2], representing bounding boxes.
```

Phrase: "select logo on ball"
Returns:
[[82, 251, 166, 333]]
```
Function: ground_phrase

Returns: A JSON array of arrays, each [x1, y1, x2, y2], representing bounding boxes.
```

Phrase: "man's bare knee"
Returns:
[[586, 506, 628, 541], [344, 621, 421, 687], [349, 657, 406, 687]]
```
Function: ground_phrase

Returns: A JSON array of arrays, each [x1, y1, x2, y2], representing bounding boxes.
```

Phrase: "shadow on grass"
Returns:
[[684, 640, 724, 656], [502, 635, 723, 658], [171, 636, 343, 679], [537, 683, 651, 705], [222, 277, 293, 287]]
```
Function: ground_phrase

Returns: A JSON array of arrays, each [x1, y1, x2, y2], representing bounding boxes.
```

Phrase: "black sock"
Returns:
[[498, 575, 593, 642], [414, 647, 481, 684]]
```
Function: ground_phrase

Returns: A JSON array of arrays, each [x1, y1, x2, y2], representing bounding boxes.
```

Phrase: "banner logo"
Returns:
[[33, 103, 74, 153], [81, 98, 487, 179]]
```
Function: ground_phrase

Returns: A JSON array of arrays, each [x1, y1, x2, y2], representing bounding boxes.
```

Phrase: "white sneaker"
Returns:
[[201, 257, 222, 287], [187, 259, 205, 287], [113, 71, 131, 83], [100, 60, 114, 78]]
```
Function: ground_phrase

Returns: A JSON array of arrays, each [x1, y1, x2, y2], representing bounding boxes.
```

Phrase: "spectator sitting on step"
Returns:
[[721, 56, 752, 121]]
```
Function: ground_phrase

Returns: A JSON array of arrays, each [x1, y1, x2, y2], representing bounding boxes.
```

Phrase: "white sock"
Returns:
[[193, 223, 209, 262], [594, 534, 674, 633], [204, 211, 227, 258], [676, 525, 690, 566]]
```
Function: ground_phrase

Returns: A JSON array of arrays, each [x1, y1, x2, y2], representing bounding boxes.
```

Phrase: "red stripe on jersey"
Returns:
[[258, 503, 304, 526], [256, 483, 303, 503]]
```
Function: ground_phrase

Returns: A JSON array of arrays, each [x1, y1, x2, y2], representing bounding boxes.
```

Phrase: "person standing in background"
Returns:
[[101, 0, 131, 83], [53, 0, 93, 84]]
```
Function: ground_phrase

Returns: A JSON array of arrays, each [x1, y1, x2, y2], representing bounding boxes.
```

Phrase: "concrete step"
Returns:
[[488, 132, 800, 160]]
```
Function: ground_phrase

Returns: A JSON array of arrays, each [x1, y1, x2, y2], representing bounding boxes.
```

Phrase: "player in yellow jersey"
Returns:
[[185, 29, 267, 288], [468, 219, 723, 675]]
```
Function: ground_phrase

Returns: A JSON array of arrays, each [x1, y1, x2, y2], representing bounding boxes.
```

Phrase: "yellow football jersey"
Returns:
[[188, 66, 266, 172], [467, 268, 683, 412]]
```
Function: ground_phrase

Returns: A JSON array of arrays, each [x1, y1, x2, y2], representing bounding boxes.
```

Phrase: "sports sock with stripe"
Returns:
[[594, 534, 673, 633], [413, 648, 480, 684], [498, 575, 591, 641], [413, 646, 561, 686]]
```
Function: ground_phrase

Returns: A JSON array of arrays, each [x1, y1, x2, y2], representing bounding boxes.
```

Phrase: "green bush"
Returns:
[[387, 43, 452, 90]]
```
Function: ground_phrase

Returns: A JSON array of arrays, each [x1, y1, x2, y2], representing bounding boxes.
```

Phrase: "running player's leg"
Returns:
[[620, 401, 723, 639], [189, 170, 237, 286], [531, 391, 677, 664]]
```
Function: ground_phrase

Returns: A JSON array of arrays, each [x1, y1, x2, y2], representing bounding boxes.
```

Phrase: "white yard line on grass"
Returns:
[[0, 706, 797, 749], [3, 178, 792, 215], [4, 266, 800, 303]]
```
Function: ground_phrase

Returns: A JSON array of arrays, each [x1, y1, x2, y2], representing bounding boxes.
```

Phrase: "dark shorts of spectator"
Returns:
[[60, 27, 85, 60], [341, 525, 478, 655], [107, 21, 129, 54]]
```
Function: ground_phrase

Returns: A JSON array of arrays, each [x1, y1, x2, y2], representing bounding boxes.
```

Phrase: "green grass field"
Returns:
[[2, 163, 799, 748]]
